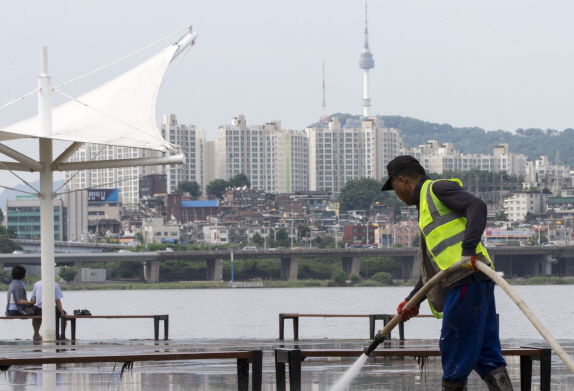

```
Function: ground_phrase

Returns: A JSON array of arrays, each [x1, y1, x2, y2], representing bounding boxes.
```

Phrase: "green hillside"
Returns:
[[313, 114, 573, 165]]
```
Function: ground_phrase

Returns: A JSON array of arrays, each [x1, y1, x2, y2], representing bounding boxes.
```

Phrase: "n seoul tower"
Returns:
[[359, 2, 375, 117]]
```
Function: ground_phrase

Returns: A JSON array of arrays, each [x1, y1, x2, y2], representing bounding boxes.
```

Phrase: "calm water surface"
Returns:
[[2, 285, 572, 341], [1, 285, 574, 390]]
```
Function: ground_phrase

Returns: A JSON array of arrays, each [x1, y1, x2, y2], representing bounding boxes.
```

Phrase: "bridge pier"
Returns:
[[281, 258, 299, 281], [144, 261, 160, 284], [0, 261, 4, 274], [341, 257, 360, 277], [207, 259, 223, 281], [73, 261, 82, 284], [401, 256, 421, 281]]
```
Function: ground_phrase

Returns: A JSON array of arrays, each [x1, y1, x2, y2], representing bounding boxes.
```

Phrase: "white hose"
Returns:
[[476, 261, 574, 374]]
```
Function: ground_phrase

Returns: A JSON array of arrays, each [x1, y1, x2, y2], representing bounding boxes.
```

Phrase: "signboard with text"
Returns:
[[87, 189, 119, 202]]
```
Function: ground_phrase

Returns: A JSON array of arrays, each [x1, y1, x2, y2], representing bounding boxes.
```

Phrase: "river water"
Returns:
[[1, 285, 573, 390], [2, 285, 571, 341]]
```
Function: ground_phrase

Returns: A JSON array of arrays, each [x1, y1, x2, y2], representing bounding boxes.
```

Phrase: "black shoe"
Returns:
[[73, 309, 82, 315], [483, 367, 514, 391], [81, 309, 92, 315], [442, 379, 467, 390]]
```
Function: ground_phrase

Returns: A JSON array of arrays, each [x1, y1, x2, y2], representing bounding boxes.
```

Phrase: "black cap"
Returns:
[[381, 156, 423, 191]]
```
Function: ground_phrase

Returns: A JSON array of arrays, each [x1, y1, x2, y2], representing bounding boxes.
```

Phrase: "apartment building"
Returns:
[[306, 117, 403, 192], [400, 141, 528, 176], [217, 115, 308, 193], [64, 143, 160, 211], [503, 192, 551, 222], [160, 114, 207, 194]]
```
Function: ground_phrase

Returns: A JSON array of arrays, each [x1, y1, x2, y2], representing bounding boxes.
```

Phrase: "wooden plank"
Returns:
[[280, 314, 436, 318], [0, 316, 43, 319], [62, 316, 155, 319], [299, 348, 542, 358], [0, 351, 253, 366], [281, 314, 370, 318]]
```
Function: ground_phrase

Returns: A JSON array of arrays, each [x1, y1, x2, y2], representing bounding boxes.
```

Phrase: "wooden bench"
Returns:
[[0, 315, 65, 340], [60, 315, 169, 341], [279, 313, 499, 341], [275, 347, 551, 391], [0, 350, 262, 391]]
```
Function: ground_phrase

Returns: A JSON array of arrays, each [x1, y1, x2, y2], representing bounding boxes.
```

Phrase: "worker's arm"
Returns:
[[432, 181, 487, 256], [18, 298, 35, 305]]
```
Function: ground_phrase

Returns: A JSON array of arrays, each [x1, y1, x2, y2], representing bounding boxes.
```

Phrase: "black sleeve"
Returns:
[[432, 181, 487, 256], [404, 275, 427, 307]]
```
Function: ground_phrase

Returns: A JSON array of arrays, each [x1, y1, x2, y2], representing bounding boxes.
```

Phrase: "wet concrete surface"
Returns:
[[0, 338, 573, 390]]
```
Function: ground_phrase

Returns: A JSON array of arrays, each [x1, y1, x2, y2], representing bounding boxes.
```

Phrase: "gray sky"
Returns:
[[1, 1, 574, 189]]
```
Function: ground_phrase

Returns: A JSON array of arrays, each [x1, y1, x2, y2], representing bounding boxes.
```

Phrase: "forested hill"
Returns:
[[311, 114, 573, 165]]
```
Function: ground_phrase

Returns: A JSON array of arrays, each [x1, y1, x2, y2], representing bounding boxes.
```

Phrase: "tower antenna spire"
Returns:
[[364, 2, 369, 50], [359, 1, 374, 116], [319, 62, 328, 126]]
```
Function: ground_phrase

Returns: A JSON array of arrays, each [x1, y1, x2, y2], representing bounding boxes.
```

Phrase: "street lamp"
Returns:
[[291, 219, 294, 249], [406, 227, 410, 248]]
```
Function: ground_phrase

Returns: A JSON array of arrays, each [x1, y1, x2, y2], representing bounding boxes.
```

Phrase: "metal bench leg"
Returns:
[[55, 313, 60, 340], [164, 316, 169, 340], [251, 350, 263, 391], [293, 317, 299, 341], [279, 314, 285, 340], [275, 350, 287, 391], [369, 315, 375, 340], [288, 349, 302, 391], [520, 356, 532, 391], [237, 357, 249, 391], [399, 321, 405, 341], [60, 316, 66, 340], [540, 348, 551, 391], [71, 319, 76, 340], [154, 315, 159, 340]]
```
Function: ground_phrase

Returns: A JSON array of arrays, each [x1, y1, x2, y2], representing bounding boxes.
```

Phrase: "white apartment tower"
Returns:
[[217, 115, 308, 193], [160, 114, 207, 194], [64, 144, 160, 211], [306, 116, 403, 192]]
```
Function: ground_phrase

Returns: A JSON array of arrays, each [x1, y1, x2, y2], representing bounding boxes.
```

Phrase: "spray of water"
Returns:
[[329, 353, 369, 391]]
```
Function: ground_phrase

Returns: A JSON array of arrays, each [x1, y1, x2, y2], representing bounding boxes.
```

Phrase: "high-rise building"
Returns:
[[7, 196, 67, 242], [359, 3, 375, 116], [160, 114, 207, 194], [64, 143, 160, 211], [306, 116, 403, 192], [217, 115, 308, 193], [400, 141, 528, 176]]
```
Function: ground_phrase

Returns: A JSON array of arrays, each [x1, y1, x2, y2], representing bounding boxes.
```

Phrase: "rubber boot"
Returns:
[[442, 379, 467, 390], [483, 367, 514, 391]]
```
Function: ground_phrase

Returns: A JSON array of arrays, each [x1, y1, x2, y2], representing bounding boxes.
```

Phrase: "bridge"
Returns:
[[1, 246, 573, 284], [14, 239, 121, 253]]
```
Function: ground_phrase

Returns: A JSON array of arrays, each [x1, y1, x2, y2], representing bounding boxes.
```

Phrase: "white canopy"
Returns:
[[0, 30, 197, 152]]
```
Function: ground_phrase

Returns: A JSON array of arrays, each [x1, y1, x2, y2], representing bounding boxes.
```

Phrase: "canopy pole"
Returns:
[[39, 46, 56, 343]]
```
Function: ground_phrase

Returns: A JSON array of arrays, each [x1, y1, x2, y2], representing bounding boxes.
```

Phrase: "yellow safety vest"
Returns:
[[418, 179, 493, 270]]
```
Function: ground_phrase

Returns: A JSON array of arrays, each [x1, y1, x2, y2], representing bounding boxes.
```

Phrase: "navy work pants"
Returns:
[[440, 278, 506, 382]]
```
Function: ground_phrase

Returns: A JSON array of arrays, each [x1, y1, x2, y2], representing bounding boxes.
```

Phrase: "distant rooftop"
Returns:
[[181, 200, 219, 208]]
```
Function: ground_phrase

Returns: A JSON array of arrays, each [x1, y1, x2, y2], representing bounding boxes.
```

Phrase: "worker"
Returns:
[[381, 156, 513, 391]]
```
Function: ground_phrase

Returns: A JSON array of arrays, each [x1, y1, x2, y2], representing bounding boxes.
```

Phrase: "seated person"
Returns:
[[30, 280, 67, 340], [5, 266, 35, 316]]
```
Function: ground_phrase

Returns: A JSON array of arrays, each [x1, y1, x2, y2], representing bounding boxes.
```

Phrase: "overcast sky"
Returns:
[[1, 1, 574, 189]]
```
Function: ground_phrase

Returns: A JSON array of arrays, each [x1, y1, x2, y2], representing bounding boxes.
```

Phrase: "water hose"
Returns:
[[364, 260, 464, 356], [475, 261, 574, 374]]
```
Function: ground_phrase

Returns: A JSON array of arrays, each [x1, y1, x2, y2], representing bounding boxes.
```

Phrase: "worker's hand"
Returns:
[[461, 255, 479, 272], [397, 300, 419, 322]]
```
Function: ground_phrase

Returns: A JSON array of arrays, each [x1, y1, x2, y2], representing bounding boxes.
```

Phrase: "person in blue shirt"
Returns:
[[5, 266, 35, 317], [30, 280, 67, 340]]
